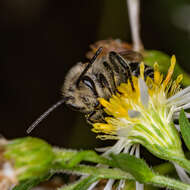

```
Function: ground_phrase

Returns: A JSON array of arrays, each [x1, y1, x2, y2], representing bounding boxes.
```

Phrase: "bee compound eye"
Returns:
[[81, 76, 98, 97]]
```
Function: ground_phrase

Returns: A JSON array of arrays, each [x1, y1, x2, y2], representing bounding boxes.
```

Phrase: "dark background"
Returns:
[[1, 0, 190, 149]]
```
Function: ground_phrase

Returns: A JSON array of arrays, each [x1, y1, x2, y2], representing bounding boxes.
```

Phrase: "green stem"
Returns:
[[171, 156, 190, 174], [151, 175, 190, 190], [53, 164, 133, 180], [53, 148, 114, 168], [52, 163, 190, 190], [53, 148, 190, 190]]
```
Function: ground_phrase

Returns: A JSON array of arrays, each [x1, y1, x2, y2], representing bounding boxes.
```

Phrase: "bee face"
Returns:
[[63, 87, 99, 113], [62, 62, 99, 113]]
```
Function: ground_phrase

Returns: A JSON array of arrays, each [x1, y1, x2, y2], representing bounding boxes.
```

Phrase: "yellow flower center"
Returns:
[[92, 56, 183, 141]]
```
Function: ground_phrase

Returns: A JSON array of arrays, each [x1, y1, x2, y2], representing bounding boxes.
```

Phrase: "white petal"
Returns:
[[117, 180, 125, 190], [124, 144, 132, 153], [169, 93, 190, 107], [136, 182, 144, 190], [175, 102, 190, 112], [139, 78, 149, 107], [174, 124, 180, 132], [135, 144, 140, 158], [87, 181, 99, 190], [174, 163, 190, 184], [173, 111, 190, 119], [95, 146, 112, 152], [104, 179, 115, 190], [103, 138, 126, 155], [130, 144, 137, 155], [167, 86, 190, 103]]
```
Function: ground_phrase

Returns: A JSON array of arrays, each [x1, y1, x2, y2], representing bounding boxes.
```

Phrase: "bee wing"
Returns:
[[119, 50, 143, 63]]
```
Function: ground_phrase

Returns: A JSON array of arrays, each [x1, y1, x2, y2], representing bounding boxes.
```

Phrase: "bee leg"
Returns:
[[97, 73, 114, 95], [109, 51, 135, 90], [86, 110, 106, 124], [102, 61, 117, 92], [109, 51, 130, 70]]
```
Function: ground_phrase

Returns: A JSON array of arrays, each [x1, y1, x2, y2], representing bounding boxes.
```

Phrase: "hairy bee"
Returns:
[[27, 47, 153, 133]]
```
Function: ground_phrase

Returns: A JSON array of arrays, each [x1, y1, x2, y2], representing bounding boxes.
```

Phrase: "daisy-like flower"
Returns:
[[91, 56, 190, 189]]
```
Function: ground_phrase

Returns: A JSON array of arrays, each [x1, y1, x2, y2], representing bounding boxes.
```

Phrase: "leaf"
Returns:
[[179, 109, 190, 151], [13, 173, 52, 190], [144, 50, 190, 86], [111, 153, 155, 183], [59, 176, 99, 190]]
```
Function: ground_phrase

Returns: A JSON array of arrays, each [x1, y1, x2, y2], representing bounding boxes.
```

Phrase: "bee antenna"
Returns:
[[76, 47, 103, 86], [26, 99, 65, 134], [90, 47, 103, 64]]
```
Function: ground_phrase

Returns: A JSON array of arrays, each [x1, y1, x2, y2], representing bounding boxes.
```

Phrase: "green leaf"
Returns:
[[143, 50, 190, 86], [111, 153, 155, 183], [59, 176, 99, 190], [13, 173, 52, 190], [143, 50, 171, 73], [179, 109, 190, 151]]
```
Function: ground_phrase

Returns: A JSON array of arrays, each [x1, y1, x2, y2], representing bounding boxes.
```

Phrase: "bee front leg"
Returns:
[[86, 109, 106, 124]]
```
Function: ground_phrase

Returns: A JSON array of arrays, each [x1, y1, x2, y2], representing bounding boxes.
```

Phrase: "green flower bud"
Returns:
[[4, 137, 55, 181]]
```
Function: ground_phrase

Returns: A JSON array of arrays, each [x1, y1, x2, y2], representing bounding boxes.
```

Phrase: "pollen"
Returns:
[[163, 55, 176, 88]]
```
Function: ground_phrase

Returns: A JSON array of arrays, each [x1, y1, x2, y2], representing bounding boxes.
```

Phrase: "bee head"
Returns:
[[62, 62, 99, 113]]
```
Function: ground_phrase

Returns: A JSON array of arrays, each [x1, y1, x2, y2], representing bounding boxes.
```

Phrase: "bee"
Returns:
[[27, 47, 153, 134]]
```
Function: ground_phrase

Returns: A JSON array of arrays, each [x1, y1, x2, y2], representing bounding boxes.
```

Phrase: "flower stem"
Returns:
[[127, 0, 143, 51], [53, 149, 190, 190], [53, 148, 114, 168], [150, 175, 190, 190], [53, 164, 190, 190], [172, 157, 190, 174], [53, 164, 133, 181]]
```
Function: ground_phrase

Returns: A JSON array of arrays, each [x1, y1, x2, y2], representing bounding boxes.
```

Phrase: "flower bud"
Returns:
[[3, 137, 55, 181]]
